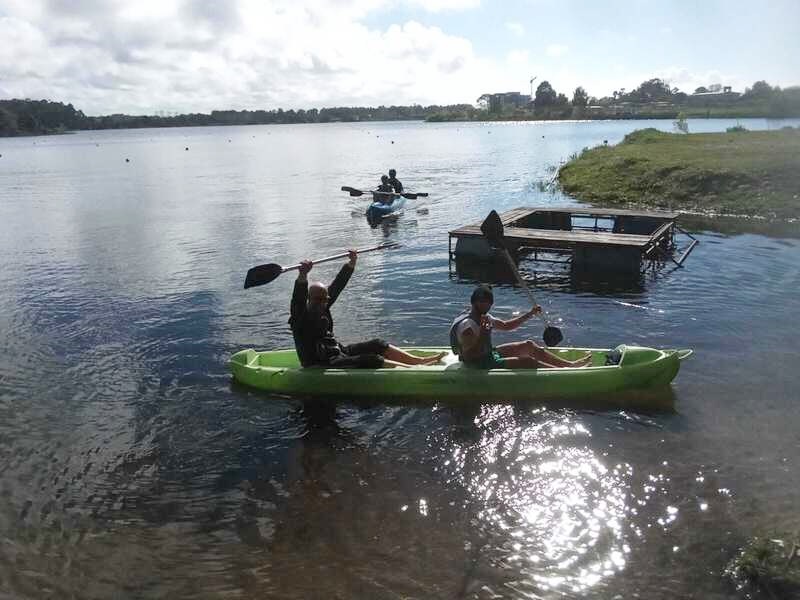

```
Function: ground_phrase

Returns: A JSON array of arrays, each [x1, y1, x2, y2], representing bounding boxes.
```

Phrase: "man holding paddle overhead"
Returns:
[[450, 285, 591, 369], [290, 250, 444, 368]]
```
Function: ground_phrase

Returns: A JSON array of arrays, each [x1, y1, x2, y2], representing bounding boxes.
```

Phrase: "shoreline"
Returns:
[[557, 128, 800, 222], [4, 115, 800, 139]]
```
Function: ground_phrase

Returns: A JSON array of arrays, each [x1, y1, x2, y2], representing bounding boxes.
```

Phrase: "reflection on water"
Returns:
[[446, 406, 631, 596], [452, 255, 649, 295], [1, 118, 800, 599]]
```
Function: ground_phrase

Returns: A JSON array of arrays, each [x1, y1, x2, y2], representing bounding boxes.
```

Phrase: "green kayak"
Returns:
[[229, 345, 692, 404]]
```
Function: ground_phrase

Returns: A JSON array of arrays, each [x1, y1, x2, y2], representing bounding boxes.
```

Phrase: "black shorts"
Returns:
[[328, 338, 388, 368]]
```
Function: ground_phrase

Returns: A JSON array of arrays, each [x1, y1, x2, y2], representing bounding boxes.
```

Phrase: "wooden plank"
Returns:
[[647, 220, 674, 243], [523, 206, 680, 220], [467, 206, 679, 228], [450, 225, 654, 248], [676, 239, 699, 265], [499, 207, 536, 224]]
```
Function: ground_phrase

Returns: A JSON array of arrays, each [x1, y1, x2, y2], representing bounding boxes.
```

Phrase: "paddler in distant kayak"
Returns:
[[450, 285, 592, 369], [387, 168, 403, 194], [290, 250, 445, 368], [374, 174, 394, 205]]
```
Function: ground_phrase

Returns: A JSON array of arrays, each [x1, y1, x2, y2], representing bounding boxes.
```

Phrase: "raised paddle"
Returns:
[[480, 210, 564, 346], [341, 186, 428, 200], [244, 241, 399, 289]]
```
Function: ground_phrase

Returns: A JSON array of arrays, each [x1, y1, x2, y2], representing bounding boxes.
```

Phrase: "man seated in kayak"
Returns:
[[451, 285, 592, 369], [374, 175, 394, 205], [290, 250, 444, 368], [387, 168, 403, 194]]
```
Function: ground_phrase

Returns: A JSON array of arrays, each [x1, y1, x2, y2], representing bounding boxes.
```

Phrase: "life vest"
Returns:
[[449, 312, 492, 359]]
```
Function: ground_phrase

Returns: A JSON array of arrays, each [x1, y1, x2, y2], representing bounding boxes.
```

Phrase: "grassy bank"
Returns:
[[558, 128, 800, 220], [725, 533, 800, 598]]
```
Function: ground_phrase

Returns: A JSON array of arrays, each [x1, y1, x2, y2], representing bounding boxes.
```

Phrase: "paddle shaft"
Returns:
[[280, 243, 395, 274], [342, 186, 427, 200], [497, 246, 555, 329]]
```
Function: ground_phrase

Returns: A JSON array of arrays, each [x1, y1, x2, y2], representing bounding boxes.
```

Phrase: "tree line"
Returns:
[[0, 100, 477, 136], [460, 78, 800, 121], [2, 78, 799, 136]]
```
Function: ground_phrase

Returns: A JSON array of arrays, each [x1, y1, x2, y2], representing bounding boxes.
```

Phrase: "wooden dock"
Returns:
[[449, 206, 695, 272]]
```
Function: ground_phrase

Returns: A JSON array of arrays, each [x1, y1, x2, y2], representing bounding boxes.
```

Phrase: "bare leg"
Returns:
[[499, 356, 540, 369], [384, 345, 446, 366], [497, 341, 591, 368], [382, 358, 412, 368], [499, 355, 580, 370]]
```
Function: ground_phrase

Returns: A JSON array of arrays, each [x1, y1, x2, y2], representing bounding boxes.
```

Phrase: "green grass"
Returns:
[[725, 534, 800, 598], [558, 128, 800, 219]]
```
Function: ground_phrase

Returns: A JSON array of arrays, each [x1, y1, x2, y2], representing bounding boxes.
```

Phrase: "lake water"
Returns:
[[1, 118, 799, 599]]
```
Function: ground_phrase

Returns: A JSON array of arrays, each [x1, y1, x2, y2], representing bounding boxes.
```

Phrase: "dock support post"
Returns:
[[676, 239, 699, 265]]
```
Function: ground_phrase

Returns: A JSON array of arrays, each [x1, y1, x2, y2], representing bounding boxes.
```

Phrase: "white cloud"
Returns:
[[545, 44, 569, 58], [506, 49, 529, 65], [407, 0, 480, 12], [0, 0, 495, 114], [506, 21, 524, 36]]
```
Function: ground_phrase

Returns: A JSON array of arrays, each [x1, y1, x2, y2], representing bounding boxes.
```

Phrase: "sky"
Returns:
[[1, 0, 798, 115]]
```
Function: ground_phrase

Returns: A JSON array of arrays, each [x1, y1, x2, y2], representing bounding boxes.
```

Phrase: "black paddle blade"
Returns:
[[543, 326, 563, 347], [244, 263, 283, 289], [341, 186, 364, 197], [480, 209, 505, 248]]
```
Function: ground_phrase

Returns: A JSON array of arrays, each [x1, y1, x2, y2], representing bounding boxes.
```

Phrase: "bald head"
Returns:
[[308, 281, 329, 306]]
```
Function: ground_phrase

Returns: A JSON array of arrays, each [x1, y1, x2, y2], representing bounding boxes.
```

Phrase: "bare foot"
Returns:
[[420, 352, 447, 365]]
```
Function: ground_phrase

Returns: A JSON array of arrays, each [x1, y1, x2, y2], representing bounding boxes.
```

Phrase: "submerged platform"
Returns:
[[449, 206, 696, 272]]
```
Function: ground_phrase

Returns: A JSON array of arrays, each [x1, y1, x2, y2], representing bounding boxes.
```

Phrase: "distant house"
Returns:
[[688, 88, 741, 106], [477, 92, 532, 113]]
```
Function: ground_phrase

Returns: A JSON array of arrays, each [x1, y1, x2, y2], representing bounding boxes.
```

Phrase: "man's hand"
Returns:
[[298, 260, 313, 280], [527, 305, 542, 318], [347, 249, 357, 268]]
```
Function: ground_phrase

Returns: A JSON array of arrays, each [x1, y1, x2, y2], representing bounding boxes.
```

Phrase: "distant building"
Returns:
[[688, 89, 741, 106], [477, 92, 532, 113]]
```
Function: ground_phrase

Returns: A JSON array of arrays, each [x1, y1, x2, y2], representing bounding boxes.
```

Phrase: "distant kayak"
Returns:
[[365, 193, 406, 223], [230, 345, 692, 405]]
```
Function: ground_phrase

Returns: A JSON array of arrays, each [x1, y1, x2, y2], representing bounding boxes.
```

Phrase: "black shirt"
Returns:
[[388, 176, 403, 193], [289, 264, 353, 366]]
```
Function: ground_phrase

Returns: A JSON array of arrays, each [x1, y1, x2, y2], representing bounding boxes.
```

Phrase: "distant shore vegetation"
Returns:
[[429, 78, 800, 122], [2, 78, 799, 138], [0, 99, 479, 137]]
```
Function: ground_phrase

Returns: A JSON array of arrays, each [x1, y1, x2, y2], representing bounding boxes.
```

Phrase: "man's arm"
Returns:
[[327, 250, 357, 308], [458, 328, 483, 360], [290, 260, 312, 323], [458, 319, 491, 360], [493, 306, 541, 331]]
